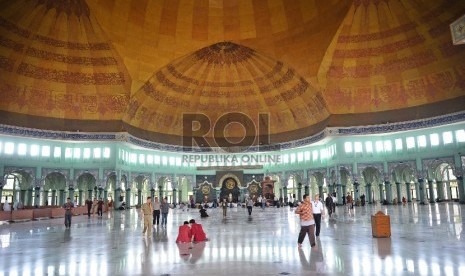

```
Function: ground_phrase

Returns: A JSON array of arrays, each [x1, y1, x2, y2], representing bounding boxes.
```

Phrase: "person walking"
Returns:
[[312, 194, 324, 237], [261, 195, 266, 210], [325, 195, 333, 218], [152, 197, 161, 226], [141, 196, 153, 236], [221, 198, 228, 218], [91, 198, 98, 217], [97, 198, 104, 217], [86, 198, 92, 218], [295, 194, 316, 248], [246, 197, 254, 216], [361, 194, 366, 206], [160, 197, 169, 227], [346, 193, 353, 210], [63, 197, 74, 229], [331, 193, 337, 213]]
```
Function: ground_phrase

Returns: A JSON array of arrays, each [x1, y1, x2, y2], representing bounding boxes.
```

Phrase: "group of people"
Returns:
[[63, 197, 109, 228], [140, 196, 171, 236], [85, 197, 106, 218], [140, 195, 210, 243], [295, 194, 325, 248], [176, 219, 208, 243]]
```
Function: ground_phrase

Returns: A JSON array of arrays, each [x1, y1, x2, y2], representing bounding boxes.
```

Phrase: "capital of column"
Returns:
[[383, 173, 390, 183], [455, 168, 463, 179]]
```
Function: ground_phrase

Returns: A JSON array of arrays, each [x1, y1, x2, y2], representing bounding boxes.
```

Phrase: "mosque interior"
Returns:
[[1, 0, 465, 275]]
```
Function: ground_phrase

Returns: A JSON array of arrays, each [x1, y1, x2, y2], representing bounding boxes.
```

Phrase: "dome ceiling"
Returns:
[[0, 0, 464, 148], [318, 0, 465, 125], [123, 41, 329, 146]]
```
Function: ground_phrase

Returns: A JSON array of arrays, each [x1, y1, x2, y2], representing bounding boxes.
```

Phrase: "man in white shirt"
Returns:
[[331, 193, 337, 213], [311, 194, 325, 237]]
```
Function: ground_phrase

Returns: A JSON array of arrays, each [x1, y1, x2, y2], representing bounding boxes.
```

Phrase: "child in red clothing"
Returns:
[[176, 221, 192, 243], [189, 219, 208, 242]]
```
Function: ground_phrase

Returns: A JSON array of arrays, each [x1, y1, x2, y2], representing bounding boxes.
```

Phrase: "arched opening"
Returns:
[[1, 174, 20, 209], [76, 173, 97, 205], [157, 177, 173, 203], [44, 172, 67, 206]]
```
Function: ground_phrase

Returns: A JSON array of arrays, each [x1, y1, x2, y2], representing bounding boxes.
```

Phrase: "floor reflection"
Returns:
[[0, 202, 464, 275]]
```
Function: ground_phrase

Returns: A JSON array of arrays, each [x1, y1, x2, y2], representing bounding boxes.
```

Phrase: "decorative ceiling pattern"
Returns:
[[123, 42, 329, 140], [0, 0, 464, 147], [319, 0, 465, 114], [0, 0, 131, 122]]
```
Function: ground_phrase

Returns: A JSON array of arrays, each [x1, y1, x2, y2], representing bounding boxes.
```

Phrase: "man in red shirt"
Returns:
[[176, 221, 192, 243], [189, 219, 208, 242]]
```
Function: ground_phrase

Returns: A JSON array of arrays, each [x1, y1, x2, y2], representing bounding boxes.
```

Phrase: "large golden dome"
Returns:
[[0, 0, 464, 147], [123, 41, 329, 146]]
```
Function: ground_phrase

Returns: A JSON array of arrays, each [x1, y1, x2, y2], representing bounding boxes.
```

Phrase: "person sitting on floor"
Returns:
[[189, 219, 208, 242], [176, 221, 192, 243], [199, 206, 209, 218]]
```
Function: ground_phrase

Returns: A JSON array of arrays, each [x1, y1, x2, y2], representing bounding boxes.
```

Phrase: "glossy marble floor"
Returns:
[[0, 202, 464, 276]]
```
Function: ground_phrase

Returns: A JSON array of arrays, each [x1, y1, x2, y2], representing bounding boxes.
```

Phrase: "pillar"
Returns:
[[436, 181, 444, 201], [137, 189, 142, 206], [27, 189, 33, 206], [378, 183, 384, 203], [318, 185, 323, 197], [88, 190, 93, 200], [283, 186, 288, 204], [98, 188, 104, 199], [406, 182, 412, 202], [328, 183, 334, 194], [150, 189, 155, 200], [115, 188, 121, 210], [51, 190, 57, 205], [341, 185, 347, 204], [395, 182, 401, 204], [59, 190, 66, 206], [20, 190, 27, 205], [173, 188, 177, 204], [126, 188, 131, 207], [385, 181, 392, 204], [104, 191, 108, 201], [158, 186, 163, 199], [69, 187, 75, 199], [297, 183, 302, 201], [366, 184, 372, 203], [304, 185, 309, 196], [337, 184, 343, 205], [354, 181, 359, 201], [428, 180, 435, 203], [44, 190, 49, 205], [418, 179, 426, 204], [457, 176, 465, 204], [34, 187, 40, 207], [78, 190, 83, 205], [415, 182, 420, 201], [68, 187, 75, 203]]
